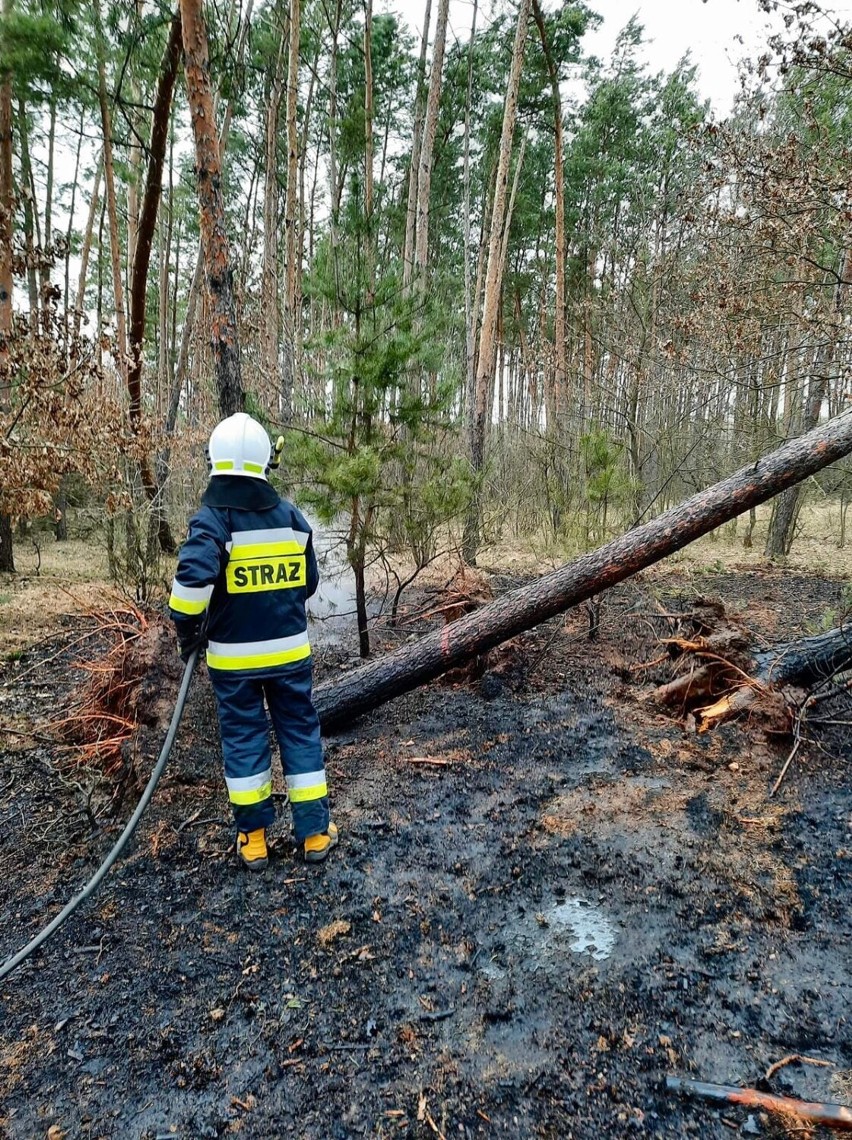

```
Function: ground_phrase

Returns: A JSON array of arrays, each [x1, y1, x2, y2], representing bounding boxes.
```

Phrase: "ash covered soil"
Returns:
[[1, 567, 851, 1139]]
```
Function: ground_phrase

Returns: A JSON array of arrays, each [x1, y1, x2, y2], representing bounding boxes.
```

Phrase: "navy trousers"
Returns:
[[210, 661, 329, 841]]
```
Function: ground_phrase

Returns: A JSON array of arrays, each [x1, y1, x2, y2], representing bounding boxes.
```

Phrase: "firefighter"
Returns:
[[168, 412, 337, 871]]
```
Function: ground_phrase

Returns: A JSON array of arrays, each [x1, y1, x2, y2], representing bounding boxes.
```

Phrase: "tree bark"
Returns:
[[531, 0, 566, 428], [73, 155, 102, 343], [315, 411, 852, 730], [181, 0, 245, 417], [462, 0, 478, 418], [412, 0, 449, 289], [261, 21, 286, 393], [402, 0, 432, 290], [41, 99, 56, 328], [281, 0, 300, 420], [93, 0, 129, 385], [128, 10, 182, 433], [0, 0, 15, 572], [462, 0, 531, 563], [16, 99, 39, 330], [124, 10, 183, 553], [765, 248, 852, 557]]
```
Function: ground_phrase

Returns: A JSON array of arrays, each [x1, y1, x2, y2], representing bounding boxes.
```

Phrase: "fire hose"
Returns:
[[0, 648, 199, 983]]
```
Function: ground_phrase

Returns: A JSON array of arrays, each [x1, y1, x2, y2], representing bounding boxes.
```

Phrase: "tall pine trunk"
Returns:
[[181, 0, 245, 417], [282, 0, 301, 419], [532, 0, 565, 429], [765, 248, 852, 557], [412, 0, 449, 289], [93, 0, 129, 385], [462, 0, 531, 563], [261, 23, 286, 396], [0, 0, 15, 572], [402, 0, 432, 289]]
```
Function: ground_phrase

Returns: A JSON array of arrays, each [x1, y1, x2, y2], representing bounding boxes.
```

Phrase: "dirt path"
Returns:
[[0, 569, 850, 1139]]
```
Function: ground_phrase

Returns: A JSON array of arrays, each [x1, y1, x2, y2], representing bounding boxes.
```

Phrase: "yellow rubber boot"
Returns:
[[304, 821, 339, 864], [236, 827, 268, 871]]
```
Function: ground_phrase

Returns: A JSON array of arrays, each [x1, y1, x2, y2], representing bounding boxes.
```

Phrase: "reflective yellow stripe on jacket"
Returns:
[[168, 580, 214, 616], [206, 631, 311, 672]]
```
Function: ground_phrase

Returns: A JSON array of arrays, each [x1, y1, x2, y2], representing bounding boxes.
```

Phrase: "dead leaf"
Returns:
[[318, 920, 351, 946], [209, 1008, 225, 1022]]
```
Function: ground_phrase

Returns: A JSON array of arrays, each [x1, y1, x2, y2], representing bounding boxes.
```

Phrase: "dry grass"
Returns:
[[0, 537, 174, 656], [478, 501, 852, 579], [830, 1070, 852, 1104], [0, 1025, 46, 1098]]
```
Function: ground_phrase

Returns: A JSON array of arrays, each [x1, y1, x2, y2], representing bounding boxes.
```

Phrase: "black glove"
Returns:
[[177, 619, 207, 663]]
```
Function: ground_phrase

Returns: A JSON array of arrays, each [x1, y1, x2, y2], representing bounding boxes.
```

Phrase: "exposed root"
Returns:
[[53, 606, 183, 785], [648, 600, 758, 721], [647, 599, 851, 738]]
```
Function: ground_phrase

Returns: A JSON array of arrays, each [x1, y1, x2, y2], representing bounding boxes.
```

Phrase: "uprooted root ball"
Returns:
[[53, 606, 183, 783]]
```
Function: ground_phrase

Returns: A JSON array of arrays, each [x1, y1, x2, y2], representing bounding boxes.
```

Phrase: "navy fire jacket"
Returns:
[[168, 475, 319, 674]]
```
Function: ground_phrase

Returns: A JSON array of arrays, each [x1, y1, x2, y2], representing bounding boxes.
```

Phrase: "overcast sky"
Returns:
[[390, 0, 852, 115]]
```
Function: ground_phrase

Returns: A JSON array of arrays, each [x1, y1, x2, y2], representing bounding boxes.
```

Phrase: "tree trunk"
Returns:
[[402, 0, 432, 289], [281, 0, 301, 420], [314, 411, 852, 730], [0, 0, 15, 573], [462, 0, 531, 563], [93, 0, 129, 384], [531, 0, 565, 429], [765, 248, 852, 558], [16, 99, 39, 329], [62, 110, 85, 356], [73, 154, 102, 343], [462, 0, 478, 419], [124, 9, 182, 533], [412, 0, 449, 289], [261, 22, 286, 393], [39, 97, 56, 331], [181, 0, 245, 417]]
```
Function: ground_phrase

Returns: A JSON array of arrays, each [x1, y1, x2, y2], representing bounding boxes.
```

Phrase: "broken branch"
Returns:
[[665, 1076, 852, 1130]]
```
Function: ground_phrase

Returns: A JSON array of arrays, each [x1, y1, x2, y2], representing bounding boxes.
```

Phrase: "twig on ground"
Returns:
[[419, 1007, 455, 1022], [805, 671, 852, 709], [666, 1076, 852, 1130], [766, 1055, 834, 1081], [631, 654, 670, 673], [2, 626, 103, 687], [177, 816, 229, 832], [424, 1110, 447, 1140], [770, 704, 807, 797], [402, 756, 457, 767], [0, 722, 56, 744]]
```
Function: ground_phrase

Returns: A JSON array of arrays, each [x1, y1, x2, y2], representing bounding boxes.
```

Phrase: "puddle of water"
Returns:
[[546, 898, 617, 962]]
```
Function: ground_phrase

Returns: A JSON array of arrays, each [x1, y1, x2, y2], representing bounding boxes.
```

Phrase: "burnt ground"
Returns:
[[0, 566, 851, 1140]]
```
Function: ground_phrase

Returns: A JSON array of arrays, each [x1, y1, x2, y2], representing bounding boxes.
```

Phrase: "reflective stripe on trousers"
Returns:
[[210, 661, 328, 840]]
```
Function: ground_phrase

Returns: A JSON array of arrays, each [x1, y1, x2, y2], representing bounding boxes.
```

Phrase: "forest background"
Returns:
[[2, 0, 852, 656]]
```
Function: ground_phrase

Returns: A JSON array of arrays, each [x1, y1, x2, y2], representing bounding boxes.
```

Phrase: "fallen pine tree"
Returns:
[[314, 412, 852, 731]]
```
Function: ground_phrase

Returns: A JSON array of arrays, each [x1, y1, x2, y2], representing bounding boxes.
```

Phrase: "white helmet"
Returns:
[[207, 413, 271, 480]]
